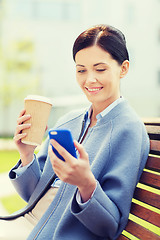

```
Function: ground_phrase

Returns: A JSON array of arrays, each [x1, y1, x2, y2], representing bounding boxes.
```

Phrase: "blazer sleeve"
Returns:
[[9, 138, 50, 202], [71, 120, 150, 239]]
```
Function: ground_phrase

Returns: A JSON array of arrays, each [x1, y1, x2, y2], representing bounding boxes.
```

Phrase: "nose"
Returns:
[[86, 72, 97, 84]]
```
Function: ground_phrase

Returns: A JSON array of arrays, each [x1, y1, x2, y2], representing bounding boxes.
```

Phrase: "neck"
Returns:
[[90, 95, 121, 126]]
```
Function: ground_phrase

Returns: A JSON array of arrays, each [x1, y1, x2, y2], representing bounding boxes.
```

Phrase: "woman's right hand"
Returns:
[[14, 109, 36, 166]]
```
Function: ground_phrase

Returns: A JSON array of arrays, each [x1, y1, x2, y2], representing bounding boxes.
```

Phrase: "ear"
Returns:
[[120, 60, 129, 78]]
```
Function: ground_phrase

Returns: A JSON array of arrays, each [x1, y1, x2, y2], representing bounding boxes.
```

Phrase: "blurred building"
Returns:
[[0, 0, 160, 136]]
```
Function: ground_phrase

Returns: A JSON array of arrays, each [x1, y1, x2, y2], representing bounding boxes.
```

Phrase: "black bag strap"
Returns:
[[0, 173, 56, 220]]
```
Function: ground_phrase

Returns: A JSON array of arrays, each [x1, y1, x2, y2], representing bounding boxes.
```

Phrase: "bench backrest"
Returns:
[[117, 118, 160, 240]]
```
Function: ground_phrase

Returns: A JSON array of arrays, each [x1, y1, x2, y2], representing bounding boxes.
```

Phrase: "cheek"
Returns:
[[99, 73, 111, 86], [102, 75, 118, 93], [76, 76, 85, 87], [76, 78, 81, 87], [104, 72, 117, 85]]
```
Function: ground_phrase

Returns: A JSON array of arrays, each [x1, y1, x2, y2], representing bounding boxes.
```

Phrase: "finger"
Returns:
[[15, 123, 31, 136], [19, 109, 26, 117], [74, 140, 88, 159], [17, 114, 31, 125], [48, 144, 58, 160], [50, 139, 74, 164], [48, 144, 65, 170], [13, 132, 27, 142]]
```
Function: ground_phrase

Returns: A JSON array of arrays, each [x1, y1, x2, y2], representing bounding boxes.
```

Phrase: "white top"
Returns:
[[25, 95, 53, 105]]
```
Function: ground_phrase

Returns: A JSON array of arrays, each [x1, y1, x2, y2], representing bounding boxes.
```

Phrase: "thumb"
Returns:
[[74, 140, 88, 160]]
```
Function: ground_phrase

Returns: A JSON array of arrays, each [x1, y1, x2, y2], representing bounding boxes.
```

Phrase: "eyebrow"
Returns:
[[76, 64, 85, 67], [76, 62, 107, 67], [94, 62, 107, 67]]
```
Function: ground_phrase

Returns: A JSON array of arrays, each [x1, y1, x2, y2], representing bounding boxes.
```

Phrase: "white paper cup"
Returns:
[[21, 95, 52, 146]]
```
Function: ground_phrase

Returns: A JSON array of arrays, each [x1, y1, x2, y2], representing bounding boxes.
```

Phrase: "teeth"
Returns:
[[87, 88, 101, 92]]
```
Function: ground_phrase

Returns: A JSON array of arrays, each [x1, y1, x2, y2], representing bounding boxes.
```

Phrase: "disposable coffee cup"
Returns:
[[21, 95, 53, 146]]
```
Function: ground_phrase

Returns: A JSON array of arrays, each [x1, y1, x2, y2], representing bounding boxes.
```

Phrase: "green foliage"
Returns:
[[0, 39, 41, 108], [0, 39, 41, 136], [5, 59, 33, 71]]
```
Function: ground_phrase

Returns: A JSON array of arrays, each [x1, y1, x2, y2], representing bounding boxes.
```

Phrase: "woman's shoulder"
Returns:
[[107, 100, 147, 137], [112, 100, 144, 125]]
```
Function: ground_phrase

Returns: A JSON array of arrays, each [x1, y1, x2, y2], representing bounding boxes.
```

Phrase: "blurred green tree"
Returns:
[[0, 40, 41, 136]]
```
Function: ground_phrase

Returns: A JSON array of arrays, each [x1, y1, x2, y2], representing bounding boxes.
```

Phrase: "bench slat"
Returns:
[[145, 156, 160, 172], [116, 235, 129, 240], [139, 171, 160, 189], [130, 202, 160, 228], [134, 187, 160, 209], [150, 140, 160, 153], [146, 125, 160, 134], [125, 220, 160, 240], [142, 118, 160, 125]]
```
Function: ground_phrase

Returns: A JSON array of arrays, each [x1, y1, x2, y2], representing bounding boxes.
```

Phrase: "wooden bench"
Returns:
[[117, 118, 160, 240]]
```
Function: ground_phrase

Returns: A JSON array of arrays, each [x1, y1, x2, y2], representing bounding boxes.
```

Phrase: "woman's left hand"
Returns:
[[48, 139, 96, 202]]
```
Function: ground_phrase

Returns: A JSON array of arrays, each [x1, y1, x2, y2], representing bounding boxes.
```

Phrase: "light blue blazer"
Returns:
[[8, 100, 150, 240]]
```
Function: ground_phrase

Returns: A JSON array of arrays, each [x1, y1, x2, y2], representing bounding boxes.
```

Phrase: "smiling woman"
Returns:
[[0, 24, 149, 240], [73, 25, 130, 122]]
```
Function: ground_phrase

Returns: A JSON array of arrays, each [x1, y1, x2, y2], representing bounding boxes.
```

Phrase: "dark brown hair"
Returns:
[[73, 24, 129, 65]]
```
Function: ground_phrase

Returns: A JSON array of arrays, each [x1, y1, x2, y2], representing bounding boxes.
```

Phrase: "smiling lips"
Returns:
[[85, 87, 103, 93]]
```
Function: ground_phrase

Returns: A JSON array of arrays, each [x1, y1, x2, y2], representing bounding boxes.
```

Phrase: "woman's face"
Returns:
[[75, 45, 127, 110]]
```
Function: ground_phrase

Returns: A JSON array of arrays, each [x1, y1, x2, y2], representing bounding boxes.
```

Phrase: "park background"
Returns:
[[0, 0, 160, 137]]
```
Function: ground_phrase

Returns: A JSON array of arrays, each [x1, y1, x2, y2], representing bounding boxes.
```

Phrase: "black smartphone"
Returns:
[[48, 129, 77, 161]]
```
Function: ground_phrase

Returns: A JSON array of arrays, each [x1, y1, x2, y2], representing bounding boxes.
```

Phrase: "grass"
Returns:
[[1, 194, 26, 214], [0, 149, 40, 213], [0, 150, 20, 173], [0, 150, 27, 213], [0, 149, 39, 173]]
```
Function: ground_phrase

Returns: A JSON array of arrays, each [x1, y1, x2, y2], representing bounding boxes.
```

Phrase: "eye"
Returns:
[[77, 69, 86, 73], [96, 68, 106, 72]]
